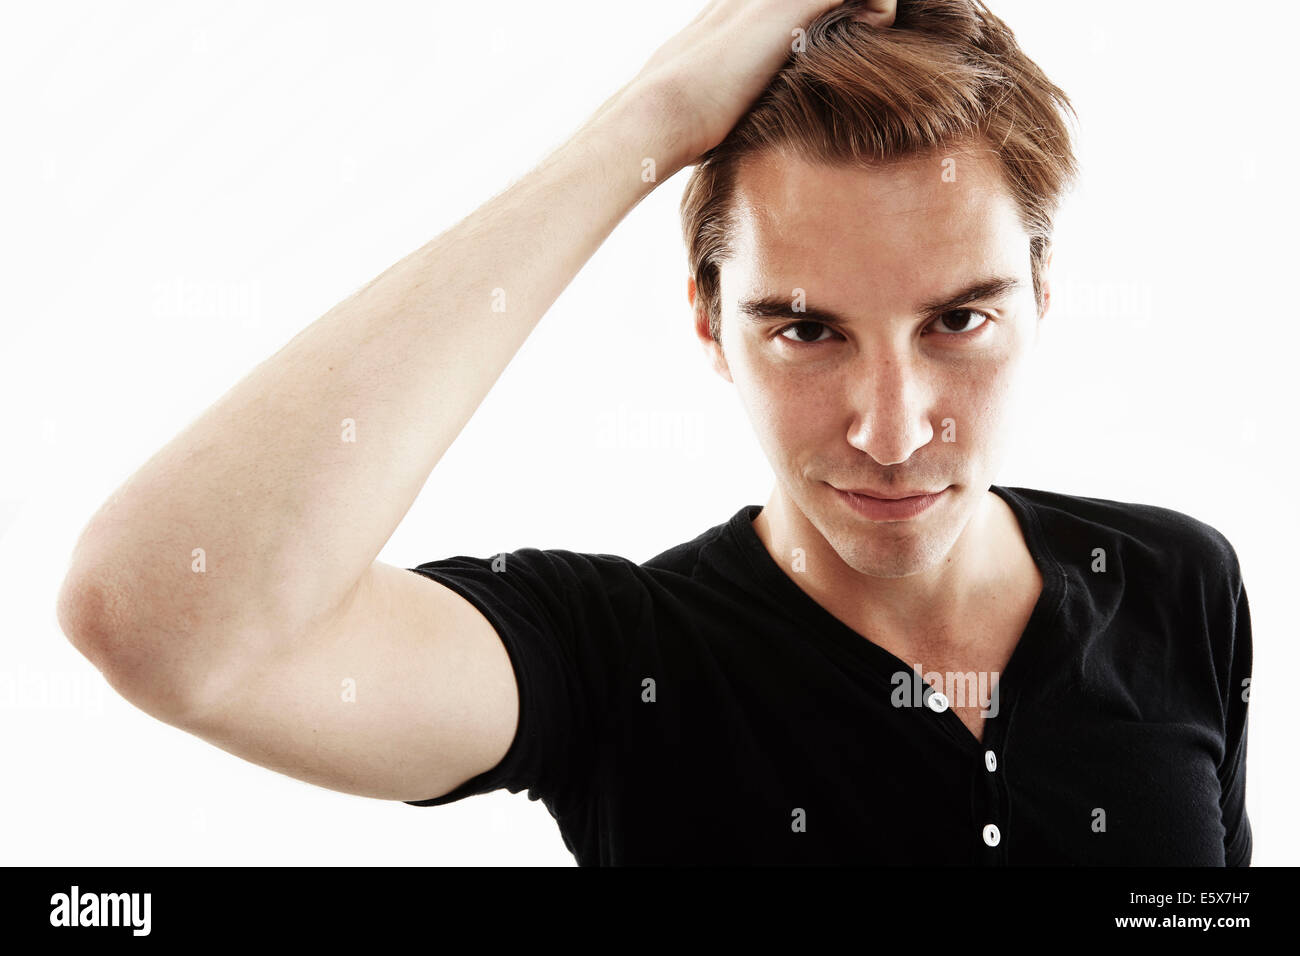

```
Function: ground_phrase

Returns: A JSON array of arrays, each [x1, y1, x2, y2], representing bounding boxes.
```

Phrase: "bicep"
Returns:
[[174, 560, 520, 802]]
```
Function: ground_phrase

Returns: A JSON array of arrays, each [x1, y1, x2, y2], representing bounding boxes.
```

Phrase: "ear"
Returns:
[[688, 275, 733, 384]]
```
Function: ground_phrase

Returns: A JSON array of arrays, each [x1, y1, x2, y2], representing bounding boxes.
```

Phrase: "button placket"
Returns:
[[973, 747, 1001, 862], [975, 720, 1011, 863], [981, 716, 1015, 864], [921, 678, 1012, 863]]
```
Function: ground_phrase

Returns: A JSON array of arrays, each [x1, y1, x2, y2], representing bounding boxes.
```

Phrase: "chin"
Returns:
[[836, 536, 944, 579]]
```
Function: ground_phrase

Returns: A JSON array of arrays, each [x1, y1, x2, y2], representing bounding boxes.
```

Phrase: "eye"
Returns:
[[775, 321, 839, 345], [773, 309, 993, 347], [927, 308, 991, 336]]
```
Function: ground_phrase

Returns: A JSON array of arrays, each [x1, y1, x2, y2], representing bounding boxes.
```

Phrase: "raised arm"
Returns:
[[55, 0, 893, 801], [57, 82, 669, 707]]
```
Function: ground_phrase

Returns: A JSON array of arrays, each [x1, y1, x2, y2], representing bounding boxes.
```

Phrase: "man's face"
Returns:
[[692, 147, 1050, 579]]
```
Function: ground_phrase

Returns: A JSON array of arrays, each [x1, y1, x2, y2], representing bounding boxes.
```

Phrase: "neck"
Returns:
[[753, 484, 1008, 655]]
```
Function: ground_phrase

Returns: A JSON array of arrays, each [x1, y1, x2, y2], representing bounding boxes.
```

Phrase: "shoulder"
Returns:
[[411, 506, 752, 590], [639, 511, 738, 577], [412, 545, 654, 608], [409, 515, 733, 620], [414, 542, 648, 575], [1003, 486, 1249, 721], [1000, 484, 1243, 589]]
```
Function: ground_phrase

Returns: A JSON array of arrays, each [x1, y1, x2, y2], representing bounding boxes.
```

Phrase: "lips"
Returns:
[[831, 484, 949, 521], [837, 487, 947, 500]]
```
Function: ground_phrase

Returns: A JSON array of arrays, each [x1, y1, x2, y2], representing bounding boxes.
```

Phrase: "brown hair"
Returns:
[[679, 0, 1079, 344]]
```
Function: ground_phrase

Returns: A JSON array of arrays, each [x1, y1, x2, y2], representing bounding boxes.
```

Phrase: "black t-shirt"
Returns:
[[403, 484, 1253, 866]]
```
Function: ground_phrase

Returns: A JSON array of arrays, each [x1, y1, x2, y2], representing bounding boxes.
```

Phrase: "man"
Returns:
[[56, 0, 1251, 865]]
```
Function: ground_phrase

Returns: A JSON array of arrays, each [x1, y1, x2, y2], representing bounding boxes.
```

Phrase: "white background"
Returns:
[[2, 0, 1295, 866]]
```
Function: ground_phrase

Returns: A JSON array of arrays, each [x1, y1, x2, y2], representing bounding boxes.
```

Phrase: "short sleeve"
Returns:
[[1217, 567, 1253, 867], [399, 547, 640, 817]]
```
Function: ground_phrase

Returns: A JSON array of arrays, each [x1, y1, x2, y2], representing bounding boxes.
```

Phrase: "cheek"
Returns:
[[945, 351, 1028, 447], [948, 366, 1001, 424], [728, 355, 837, 470], [738, 355, 837, 436]]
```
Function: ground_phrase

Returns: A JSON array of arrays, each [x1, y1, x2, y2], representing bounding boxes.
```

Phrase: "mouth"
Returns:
[[828, 483, 950, 522], [836, 486, 948, 500]]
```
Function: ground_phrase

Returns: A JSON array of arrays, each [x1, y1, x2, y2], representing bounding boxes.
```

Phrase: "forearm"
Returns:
[[60, 82, 672, 674]]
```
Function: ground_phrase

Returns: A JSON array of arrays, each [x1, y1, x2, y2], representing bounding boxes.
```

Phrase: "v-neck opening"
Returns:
[[726, 484, 1069, 753]]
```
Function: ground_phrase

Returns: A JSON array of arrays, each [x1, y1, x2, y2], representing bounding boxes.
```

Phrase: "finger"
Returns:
[[855, 0, 897, 27]]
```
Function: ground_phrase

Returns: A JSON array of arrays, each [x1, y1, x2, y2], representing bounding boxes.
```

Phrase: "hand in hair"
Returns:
[[621, 0, 897, 174]]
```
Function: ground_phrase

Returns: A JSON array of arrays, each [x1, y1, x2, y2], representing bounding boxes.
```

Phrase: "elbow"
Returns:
[[55, 569, 209, 726], [57, 568, 118, 669]]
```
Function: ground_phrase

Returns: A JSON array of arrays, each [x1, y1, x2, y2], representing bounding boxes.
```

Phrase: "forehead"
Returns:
[[724, 148, 1029, 303]]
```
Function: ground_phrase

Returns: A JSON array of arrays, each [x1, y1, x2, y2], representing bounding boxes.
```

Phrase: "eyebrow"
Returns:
[[737, 275, 1024, 326]]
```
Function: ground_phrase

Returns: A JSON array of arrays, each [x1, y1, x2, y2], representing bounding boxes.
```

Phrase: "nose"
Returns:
[[845, 352, 935, 466]]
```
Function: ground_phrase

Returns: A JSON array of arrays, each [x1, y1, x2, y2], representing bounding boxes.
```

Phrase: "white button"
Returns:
[[983, 824, 1001, 847], [926, 690, 949, 713], [984, 750, 997, 772]]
